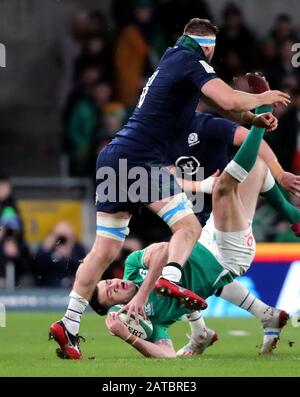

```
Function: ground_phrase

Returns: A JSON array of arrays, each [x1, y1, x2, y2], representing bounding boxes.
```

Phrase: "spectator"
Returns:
[[0, 174, 34, 287], [268, 14, 298, 46], [62, 64, 101, 127], [34, 221, 86, 288], [74, 34, 113, 83], [66, 80, 112, 176], [0, 174, 23, 238], [114, 0, 166, 107], [214, 3, 257, 81], [88, 10, 110, 37], [0, 227, 33, 288], [59, 12, 92, 107], [267, 39, 300, 89], [258, 38, 277, 80], [111, 0, 136, 29], [97, 101, 127, 151]]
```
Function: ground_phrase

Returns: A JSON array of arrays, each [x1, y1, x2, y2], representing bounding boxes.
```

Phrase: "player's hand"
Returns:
[[105, 312, 130, 340], [258, 90, 290, 107], [199, 170, 220, 194], [252, 113, 278, 131], [118, 292, 147, 325], [278, 171, 300, 197]]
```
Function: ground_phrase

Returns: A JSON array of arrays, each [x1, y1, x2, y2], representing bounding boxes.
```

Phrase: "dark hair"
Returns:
[[276, 14, 291, 23], [89, 286, 109, 316], [223, 3, 241, 19], [0, 172, 9, 183], [184, 18, 218, 36]]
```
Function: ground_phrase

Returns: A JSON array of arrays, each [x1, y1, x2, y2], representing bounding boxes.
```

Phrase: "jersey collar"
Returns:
[[175, 34, 206, 58]]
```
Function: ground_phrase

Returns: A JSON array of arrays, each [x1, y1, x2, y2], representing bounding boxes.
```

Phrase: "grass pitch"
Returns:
[[0, 312, 299, 377]]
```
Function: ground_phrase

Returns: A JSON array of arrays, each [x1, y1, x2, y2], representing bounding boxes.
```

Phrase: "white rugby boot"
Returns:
[[176, 327, 218, 357], [260, 308, 289, 354]]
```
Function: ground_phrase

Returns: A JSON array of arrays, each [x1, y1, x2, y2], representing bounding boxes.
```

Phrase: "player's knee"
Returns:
[[89, 246, 118, 266], [254, 156, 268, 176], [214, 176, 237, 198], [173, 215, 201, 242]]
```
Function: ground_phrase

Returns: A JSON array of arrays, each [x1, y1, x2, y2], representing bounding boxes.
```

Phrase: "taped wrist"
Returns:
[[125, 333, 138, 345]]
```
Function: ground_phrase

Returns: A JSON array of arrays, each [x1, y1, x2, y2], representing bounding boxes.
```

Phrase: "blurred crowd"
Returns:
[[1, 0, 300, 288], [0, 173, 145, 288]]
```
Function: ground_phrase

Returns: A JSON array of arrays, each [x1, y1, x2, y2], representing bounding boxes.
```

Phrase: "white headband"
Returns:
[[188, 35, 216, 47]]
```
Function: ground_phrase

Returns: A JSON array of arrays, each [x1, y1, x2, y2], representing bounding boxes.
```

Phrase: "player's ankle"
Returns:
[[61, 318, 79, 336], [162, 262, 183, 283]]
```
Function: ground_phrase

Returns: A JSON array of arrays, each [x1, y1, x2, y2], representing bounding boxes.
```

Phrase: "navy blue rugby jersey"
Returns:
[[165, 112, 237, 177], [110, 35, 218, 161], [164, 112, 237, 218]]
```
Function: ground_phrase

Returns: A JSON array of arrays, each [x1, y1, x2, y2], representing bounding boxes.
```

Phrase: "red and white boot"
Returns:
[[49, 321, 84, 360], [155, 278, 208, 311]]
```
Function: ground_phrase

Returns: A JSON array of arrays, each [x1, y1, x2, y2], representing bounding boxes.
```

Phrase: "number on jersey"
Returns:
[[137, 69, 159, 108]]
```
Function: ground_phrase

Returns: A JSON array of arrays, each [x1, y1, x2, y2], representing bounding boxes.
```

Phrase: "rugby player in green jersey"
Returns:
[[88, 98, 296, 357]]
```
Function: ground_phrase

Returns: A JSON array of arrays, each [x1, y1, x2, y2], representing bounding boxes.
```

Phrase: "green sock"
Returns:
[[255, 105, 273, 114], [261, 183, 300, 224], [232, 105, 267, 173], [256, 104, 300, 224]]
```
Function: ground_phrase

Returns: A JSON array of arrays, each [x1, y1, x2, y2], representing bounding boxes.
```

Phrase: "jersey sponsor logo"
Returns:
[[199, 60, 215, 73], [127, 326, 143, 337], [175, 156, 200, 175], [187, 132, 199, 147]]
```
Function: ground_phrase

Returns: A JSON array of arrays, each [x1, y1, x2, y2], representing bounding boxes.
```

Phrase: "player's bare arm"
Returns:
[[202, 96, 278, 131], [167, 166, 220, 195], [106, 311, 176, 358], [201, 78, 290, 112], [119, 243, 169, 322]]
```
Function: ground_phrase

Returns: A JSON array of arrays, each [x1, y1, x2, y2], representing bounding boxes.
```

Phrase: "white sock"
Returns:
[[162, 265, 182, 282], [219, 280, 271, 320], [260, 169, 275, 193], [187, 311, 207, 337], [62, 290, 89, 335]]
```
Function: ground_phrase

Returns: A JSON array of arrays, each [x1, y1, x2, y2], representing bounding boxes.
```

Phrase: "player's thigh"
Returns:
[[92, 210, 132, 263], [212, 176, 248, 232], [238, 157, 268, 220]]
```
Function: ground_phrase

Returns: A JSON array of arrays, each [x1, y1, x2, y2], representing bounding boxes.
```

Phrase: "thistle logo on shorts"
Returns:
[[175, 156, 200, 175], [188, 132, 199, 147]]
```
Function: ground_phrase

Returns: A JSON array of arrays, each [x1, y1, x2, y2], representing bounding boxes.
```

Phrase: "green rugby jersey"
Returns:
[[123, 242, 235, 342]]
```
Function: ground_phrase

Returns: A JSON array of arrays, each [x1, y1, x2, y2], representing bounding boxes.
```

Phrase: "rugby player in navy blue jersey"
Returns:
[[49, 19, 290, 359]]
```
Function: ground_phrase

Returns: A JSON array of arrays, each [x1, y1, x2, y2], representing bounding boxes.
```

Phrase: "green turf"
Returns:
[[0, 312, 299, 377]]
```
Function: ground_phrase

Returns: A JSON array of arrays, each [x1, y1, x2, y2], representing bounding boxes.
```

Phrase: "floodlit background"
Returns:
[[0, 0, 299, 315]]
